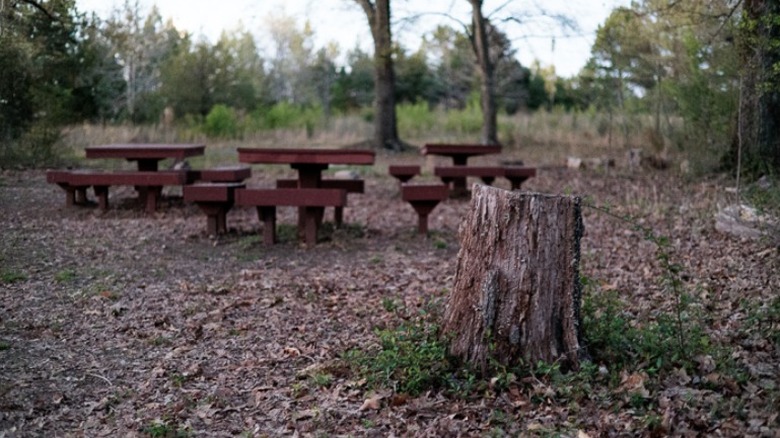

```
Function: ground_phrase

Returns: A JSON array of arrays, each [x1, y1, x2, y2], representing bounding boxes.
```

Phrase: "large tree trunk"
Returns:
[[469, 0, 498, 145], [442, 185, 584, 372], [355, 0, 402, 151], [737, 0, 780, 175]]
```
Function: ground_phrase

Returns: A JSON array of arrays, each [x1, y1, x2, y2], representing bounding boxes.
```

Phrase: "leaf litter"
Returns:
[[0, 162, 777, 436]]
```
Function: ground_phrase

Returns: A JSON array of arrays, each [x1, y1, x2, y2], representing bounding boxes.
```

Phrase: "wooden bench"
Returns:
[[187, 165, 251, 184], [183, 182, 245, 235], [434, 166, 506, 196], [235, 188, 347, 247], [433, 166, 538, 194], [388, 165, 421, 184], [46, 170, 88, 206], [48, 170, 187, 213], [504, 166, 537, 190], [276, 178, 364, 226], [401, 184, 449, 234]]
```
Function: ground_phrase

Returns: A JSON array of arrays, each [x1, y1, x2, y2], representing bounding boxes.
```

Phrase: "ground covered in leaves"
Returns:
[[0, 152, 778, 437]]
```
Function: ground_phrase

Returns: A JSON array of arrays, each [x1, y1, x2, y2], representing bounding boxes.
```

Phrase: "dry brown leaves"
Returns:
[[0, 161, 777, 436]]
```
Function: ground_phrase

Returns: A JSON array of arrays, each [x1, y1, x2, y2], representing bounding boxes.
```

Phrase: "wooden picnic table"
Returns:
[[236, 147, 375, 244], [85, 143, 206, 171], [421, 143, 501, 166], [422, 143, 502, 195], [237, 147, 375, 187]]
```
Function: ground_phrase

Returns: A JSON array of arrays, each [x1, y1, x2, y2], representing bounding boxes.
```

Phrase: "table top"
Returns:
[[85, 143, 206, 160], [421, 143, 502, 157], [237, 148, 375, 166]]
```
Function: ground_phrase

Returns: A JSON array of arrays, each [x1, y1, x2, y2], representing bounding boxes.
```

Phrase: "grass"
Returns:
[[0, 269, 27, 284], [143, 419, 189, 438]]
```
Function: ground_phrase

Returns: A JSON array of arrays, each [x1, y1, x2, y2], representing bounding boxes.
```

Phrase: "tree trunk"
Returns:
[[442, 185, 584, 372], [737, 0, 780, 176], [355, 0, 402, 151], [469, 0, 498, 145]]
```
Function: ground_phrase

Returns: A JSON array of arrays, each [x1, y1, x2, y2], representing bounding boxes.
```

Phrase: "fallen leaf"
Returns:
[[283, 347, 301, 357], [359, 394, 383, 411]]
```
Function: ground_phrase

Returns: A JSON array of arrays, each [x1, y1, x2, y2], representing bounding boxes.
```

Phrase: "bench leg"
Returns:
[[508, 176, 530, 190], [196, 202, 232, 235], [451, 177, 468, 197], [145, 186, 162, 213], [62, 185, 76, 207], [334, 206, 343, 227], [75, 187, 88, 205], [304, 207, 321, 248], [410, 200, 441, 235], [93, 186, 109, 210], [257, 206, 277, 245]]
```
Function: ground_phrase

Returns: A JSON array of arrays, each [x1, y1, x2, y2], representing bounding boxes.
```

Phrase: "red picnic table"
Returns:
[[85, 143, 206, 171], [422, 143, 502, 195], [236, 147, 375, 245], [421, 143, 501, 166]]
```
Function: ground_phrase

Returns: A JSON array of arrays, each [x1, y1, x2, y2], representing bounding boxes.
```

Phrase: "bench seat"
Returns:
[[183, 182, 245, 235], [187, 165, 251, 183], [503, 166, 537, 190], [47, 169, 187, 212], [433, 165, 537, 194], [401, 184, 449, 234], [46, 170, 88, 206], [235, 188, 347, 247], [276, 178, 364, 226], [388, 165, 421, 183]]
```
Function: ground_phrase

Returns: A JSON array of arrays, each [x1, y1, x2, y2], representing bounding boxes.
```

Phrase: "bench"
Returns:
[[388, 165, 421, 184], [46, 170, 88, 206], [235, 188, 347, 247], [276, 178, 364, 226], [183, 182, 245, 235], [401, 184, 449, 234], [433, 166, 538, 194], [433, 166, 506, 196], [186, 165, 252, 184], [504, 166, 537, 190], [48, 170, 187, 213]]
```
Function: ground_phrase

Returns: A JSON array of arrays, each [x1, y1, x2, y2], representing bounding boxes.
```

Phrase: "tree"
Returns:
[[332, 47, 375, 112], [737, 0, 780, 176], [354, 0, 404, 151], [467, 0, 498, 145], [104, 1, 182, 122], [422, 25, 477, 110]]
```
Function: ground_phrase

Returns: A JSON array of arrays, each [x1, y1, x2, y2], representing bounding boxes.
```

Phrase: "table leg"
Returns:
[[137, 160, 159, 172], [93, 186, 109, 210], [257, 206, 277, 245]]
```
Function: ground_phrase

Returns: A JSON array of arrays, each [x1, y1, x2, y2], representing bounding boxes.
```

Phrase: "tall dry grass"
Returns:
[[60, 110, 677, 171]]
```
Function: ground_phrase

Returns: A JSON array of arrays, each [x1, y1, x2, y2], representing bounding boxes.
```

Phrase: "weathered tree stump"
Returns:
[[442, 185, 584, 372]]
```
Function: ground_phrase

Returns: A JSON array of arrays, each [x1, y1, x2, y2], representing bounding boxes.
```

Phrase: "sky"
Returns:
[[75, 0, 629, 78]]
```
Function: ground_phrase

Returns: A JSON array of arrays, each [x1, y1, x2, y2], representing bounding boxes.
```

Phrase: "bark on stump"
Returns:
[[442, 185, 584, 372]]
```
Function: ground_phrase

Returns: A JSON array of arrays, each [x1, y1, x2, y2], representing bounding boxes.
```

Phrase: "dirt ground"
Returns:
[[0, 151, 778, 437]]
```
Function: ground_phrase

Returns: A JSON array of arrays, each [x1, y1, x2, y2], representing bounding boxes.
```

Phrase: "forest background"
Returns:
[[0, 0, 779, 178]]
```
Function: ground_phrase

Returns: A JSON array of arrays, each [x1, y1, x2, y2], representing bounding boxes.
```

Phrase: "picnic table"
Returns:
[[422, 143, 502, 195], [66, 143, 207, 212], [421, 143, 501, 166], [84, 143, 206, 171], [236, 147, 375, 245]]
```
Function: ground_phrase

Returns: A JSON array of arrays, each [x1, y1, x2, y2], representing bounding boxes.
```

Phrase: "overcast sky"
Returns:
[[76, 0, 629, 77]]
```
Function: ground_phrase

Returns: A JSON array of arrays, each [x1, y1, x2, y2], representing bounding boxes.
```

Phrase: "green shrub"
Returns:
[[345, 320, 452, 396], [397, 101, 435, 137], [251, 102, 323, 132], [203, 104, 238, 138], [0, 122, 69, 169]]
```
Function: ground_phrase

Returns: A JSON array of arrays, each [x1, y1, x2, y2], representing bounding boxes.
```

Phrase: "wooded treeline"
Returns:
[[1, 0, 778, 175]]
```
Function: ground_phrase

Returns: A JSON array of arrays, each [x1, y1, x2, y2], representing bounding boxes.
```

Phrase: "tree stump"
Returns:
[[442, 185, 584, 372]]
